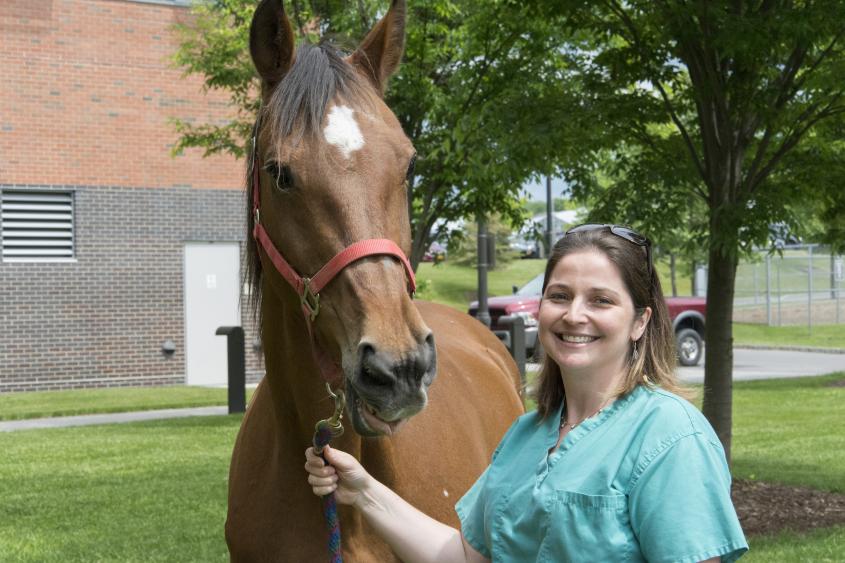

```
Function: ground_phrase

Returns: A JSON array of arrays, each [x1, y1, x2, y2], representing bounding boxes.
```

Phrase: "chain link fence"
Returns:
[[729, 245, 844, 327]]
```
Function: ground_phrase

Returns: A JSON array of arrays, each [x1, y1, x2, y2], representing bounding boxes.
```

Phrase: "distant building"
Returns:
[[533, 210, 582, 241], [510, 209, 584, 256], [0, 0, 263, 392]]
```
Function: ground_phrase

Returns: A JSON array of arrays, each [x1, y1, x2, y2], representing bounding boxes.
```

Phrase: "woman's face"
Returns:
[[538, 249, 651, 380]]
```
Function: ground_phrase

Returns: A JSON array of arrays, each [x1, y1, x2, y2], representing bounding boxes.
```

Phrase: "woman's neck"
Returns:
[[560, 364, 627, 422]]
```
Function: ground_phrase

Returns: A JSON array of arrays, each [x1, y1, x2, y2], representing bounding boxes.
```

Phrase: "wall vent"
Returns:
[[1, 190, 75, 261]]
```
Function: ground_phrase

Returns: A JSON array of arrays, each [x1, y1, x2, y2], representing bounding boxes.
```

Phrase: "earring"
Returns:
[[632, 340, 639, 362]]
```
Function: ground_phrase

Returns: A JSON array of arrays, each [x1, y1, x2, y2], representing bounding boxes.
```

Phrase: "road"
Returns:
[[676, 347, 845, 383]]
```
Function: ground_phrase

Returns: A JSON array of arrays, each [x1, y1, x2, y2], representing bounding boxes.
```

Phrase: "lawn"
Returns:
[[415, 256, 694, 311], [0, 416, 240, 562], [1, 374, 842, 561], [415, 258, 546, 310], [733, 323, 845, 350], [730, 373, 845, 493], [0, 386, 255, 422]]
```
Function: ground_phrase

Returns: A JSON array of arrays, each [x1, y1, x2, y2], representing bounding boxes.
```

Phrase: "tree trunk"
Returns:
[[701, 236, 739, 462], [409, 229, 428, 273]]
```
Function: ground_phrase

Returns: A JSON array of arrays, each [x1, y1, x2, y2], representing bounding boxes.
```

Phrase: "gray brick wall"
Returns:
[[0, 184, 265, 393]]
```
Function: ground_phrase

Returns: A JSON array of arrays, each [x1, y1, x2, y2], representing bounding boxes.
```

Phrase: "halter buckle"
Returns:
[[253, 208, 260, 225], [301, 277, 320, 321]]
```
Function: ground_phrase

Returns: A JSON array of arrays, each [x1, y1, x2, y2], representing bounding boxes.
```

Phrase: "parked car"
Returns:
[[469, 273, 706, 366]]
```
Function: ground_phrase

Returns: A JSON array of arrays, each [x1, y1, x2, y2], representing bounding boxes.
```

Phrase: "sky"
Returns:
[[521, 176, 569, 202]]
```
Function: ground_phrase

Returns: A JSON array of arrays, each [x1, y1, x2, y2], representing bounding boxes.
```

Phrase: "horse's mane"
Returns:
[[245, 42, 373, 319]]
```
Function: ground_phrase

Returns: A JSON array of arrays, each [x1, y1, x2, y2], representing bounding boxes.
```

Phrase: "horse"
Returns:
[[224, 1, 524, 560]]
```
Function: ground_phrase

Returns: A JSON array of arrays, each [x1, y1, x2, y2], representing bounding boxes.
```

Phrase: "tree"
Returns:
[[547, 0, 845, 459], [172, 0, 581, 269]]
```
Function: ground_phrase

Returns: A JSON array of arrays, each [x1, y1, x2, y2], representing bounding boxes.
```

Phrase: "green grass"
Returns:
[[0, 415, 241, 562], [735, 250, 839, 296], [744, 526, 845, 562], [0, 386, 257, 422], [733, 323, 845, 350], [415, 256, 694, 312], [730, 373, 845, 493], [0, 374, 843, 560], [415, 258, 546, 310], [654, 257, 695, 297]]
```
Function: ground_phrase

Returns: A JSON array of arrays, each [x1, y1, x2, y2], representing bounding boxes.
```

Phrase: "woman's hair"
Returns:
[[534, 227, 688, 419]]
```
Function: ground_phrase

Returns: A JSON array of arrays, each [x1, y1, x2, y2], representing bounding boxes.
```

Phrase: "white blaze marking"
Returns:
[[324, 105, 364, 158]]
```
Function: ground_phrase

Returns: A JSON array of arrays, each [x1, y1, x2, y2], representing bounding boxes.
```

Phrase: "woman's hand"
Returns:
[[304, 445, 372, 506]]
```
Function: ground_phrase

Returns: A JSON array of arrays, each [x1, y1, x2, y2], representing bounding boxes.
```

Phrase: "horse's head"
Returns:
[[247, 0, 435, 437]]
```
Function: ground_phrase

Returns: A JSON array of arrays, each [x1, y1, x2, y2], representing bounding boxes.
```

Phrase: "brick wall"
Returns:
[[0, 185, 265, 392], [0, 0, 266, 392], [0, 0, 242, 189]]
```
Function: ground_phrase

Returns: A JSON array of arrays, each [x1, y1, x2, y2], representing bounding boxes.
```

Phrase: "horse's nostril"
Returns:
[[414, 333, 436, 382], [358, 343, 397, 387]]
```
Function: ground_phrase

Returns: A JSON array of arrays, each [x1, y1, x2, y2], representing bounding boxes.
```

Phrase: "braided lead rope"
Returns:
[[313, 384, 346, 563]]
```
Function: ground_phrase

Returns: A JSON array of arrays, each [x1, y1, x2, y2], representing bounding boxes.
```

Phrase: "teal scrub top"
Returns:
[[455, 385, 748, 563]]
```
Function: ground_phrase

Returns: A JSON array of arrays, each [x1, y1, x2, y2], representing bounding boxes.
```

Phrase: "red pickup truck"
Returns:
[[469, 273, 706, 366]]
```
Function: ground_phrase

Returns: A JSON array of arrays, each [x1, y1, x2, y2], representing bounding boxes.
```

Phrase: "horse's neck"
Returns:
[[258, 283, 358, 455], [258, 281, 398, 479]]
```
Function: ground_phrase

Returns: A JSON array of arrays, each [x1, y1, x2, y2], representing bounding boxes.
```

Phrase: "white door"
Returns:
[[184, 243, 240, 386]]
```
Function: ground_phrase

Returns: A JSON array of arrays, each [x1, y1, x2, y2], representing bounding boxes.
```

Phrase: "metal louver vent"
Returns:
[[1, 190, 75, 261]]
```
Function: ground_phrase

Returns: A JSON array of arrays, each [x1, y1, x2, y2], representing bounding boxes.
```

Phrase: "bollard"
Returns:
[[216, 326, 246, 414], [499, 315, 526, 387]]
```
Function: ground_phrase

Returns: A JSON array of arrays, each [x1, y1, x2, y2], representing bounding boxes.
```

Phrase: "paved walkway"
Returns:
[[677, 347, 845, 383], [0, 406, 228, 433]]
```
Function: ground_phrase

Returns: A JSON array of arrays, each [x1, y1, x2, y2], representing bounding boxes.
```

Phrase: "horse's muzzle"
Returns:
[[346, 333, 436, 437]]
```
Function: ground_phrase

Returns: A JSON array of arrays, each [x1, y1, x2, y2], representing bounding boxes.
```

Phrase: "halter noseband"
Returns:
[[250, 128, 417, 355]]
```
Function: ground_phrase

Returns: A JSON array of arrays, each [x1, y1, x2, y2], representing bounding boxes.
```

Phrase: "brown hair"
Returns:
[[534, 227, 689, 419]]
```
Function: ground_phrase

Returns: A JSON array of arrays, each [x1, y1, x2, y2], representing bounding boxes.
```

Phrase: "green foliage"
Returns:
[[447, 216, 519, 268], [523, 197, 576, 217], [544, 1, 845, 258], [171, 0, 577, 268], [537, 0, 845, 455]]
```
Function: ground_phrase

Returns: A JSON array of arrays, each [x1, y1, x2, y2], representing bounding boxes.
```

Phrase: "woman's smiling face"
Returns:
[[538, 249, 651, 379]]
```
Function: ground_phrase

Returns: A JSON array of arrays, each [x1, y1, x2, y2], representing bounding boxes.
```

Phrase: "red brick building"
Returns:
[[1, 0, 264, 391]]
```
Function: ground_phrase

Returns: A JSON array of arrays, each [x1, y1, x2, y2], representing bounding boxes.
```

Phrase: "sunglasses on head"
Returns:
[[564, 223, 653, 277]]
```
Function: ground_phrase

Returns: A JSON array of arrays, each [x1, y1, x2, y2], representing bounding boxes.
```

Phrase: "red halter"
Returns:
[[251, 139, 416, 382]]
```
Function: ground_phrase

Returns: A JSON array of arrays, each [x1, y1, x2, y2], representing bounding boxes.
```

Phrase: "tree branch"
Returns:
[[604, 0, 708, 184], [748, 96, 845, 193]]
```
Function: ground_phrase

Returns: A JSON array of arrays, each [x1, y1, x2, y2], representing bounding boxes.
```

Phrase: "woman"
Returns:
[[305, 224, 748, 562]]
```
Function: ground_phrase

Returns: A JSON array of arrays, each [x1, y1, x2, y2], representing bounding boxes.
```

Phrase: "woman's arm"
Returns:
[[305, 446, 489, 563]]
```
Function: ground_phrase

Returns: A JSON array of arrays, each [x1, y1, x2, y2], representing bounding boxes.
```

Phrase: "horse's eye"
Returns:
[[264, 161, 294, 191], [405, 154, 417, 183]]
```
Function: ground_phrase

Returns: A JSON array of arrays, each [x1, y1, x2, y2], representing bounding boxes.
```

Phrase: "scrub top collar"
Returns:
[[545, 384, 647, 456]]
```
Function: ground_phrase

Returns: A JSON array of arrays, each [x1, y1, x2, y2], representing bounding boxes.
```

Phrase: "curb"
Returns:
[[734, 345, 845, 355]]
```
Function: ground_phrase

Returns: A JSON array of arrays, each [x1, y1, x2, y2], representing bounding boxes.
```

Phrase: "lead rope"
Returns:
[[312, 383, 346, 563]]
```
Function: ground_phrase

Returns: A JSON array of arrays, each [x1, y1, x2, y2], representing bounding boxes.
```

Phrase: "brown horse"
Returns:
[[225, 1, 524, 560]]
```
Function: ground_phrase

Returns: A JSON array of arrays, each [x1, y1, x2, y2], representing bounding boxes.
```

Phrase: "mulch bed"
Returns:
[[732, 479, 845, 536]]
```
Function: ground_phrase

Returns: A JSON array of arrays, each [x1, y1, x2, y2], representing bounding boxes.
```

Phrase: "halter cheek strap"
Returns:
[[251, 147, 416, 383]]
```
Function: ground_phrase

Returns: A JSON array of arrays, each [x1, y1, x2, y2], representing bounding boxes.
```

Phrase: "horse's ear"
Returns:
[[250, 0, 295, 91], [347, 0, 406, 95]]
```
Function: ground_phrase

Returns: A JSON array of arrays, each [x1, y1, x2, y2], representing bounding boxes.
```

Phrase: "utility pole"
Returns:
[[476, 215, 491, 328], [545, 176, 553, 255]]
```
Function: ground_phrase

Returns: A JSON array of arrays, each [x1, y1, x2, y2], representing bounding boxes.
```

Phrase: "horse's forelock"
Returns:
[[245, 42, 375, 318], [267, 43, 372, 156]]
